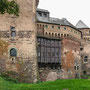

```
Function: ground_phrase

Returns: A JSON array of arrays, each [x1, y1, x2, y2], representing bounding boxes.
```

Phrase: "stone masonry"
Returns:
[[0, 0, 90, 83], [0, 0, 38, 83]]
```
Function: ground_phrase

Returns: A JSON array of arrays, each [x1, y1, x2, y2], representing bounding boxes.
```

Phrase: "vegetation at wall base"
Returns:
[[0, 77, 90, 90], [0, 71, 19, 83]]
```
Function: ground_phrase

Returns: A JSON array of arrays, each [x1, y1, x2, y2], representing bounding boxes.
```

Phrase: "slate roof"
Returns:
[[76, 20, 89, 29], [36, 8, 80, 32], [37, 8, 49, 13]]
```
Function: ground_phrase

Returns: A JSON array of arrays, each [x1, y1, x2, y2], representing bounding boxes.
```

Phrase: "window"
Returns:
[[49, 33, 51, 36], [71, 29, 72, 32], [67, 34, 69, 37], [61, 34, 63, 37], [52, 33, 54, 36], [43, 13, 47, 17], [57, 53, 59, 56], [10, 48, 17, 57], [52, 26, 54, 29], [84, 56, 88, 62], [58, 26, 60, 29], [58, 33, 60, 37], [55, 33, 57, 37], [43, 52, 45, 57], [75, 74, 79, 78], [45, 25, 48, 28], [46, 32, 47, 35], [80, 47, 83, 51], [38, 52, 40, 57], [64, 27, 66, 30], [38, 12, 42, 16], [77, 66, 79, 70], [74, 66, 79, 70], [52, 53, 54, 57], [89, 30, 90, 34], [40, 24, 41, 27], [64, 34, 66, 37], [74, 66, 76, 70], [48, 52, 51, 57], [83, 71, 87, 75], [11, 27, 16, 37]]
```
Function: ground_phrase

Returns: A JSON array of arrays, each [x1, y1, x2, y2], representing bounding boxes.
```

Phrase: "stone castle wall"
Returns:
[[0, 0, 38, 83], [61, 38, 81, 78]]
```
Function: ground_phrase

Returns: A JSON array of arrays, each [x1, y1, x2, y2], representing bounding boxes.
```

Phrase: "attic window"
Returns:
[[43, 13, 47, 17], [38, 12, 42, 16]]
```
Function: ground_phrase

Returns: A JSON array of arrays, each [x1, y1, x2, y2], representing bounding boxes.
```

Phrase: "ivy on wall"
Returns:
[[0, 0, 19, 16]]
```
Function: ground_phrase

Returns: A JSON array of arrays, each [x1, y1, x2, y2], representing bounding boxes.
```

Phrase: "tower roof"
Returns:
[[76, 20, 89, 29]]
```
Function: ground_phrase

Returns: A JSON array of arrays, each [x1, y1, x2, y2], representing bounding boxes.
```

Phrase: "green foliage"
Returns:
[[37, 80, 42, 84], [81, 75, 88, 79], [1, 71, 19, 83], [88, 76, 90, 79], [0, 0, 19, 16], [0, 78, 90, 90]]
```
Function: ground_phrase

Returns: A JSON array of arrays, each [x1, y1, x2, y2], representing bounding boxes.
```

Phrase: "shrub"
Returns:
[[0, 71, 19, 83], [81, 75, 88, 79]]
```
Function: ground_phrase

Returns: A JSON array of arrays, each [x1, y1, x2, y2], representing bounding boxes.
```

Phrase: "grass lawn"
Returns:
[[0, 77, 90, 90]]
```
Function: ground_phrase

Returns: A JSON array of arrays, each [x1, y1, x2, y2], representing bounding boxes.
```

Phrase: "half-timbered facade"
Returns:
[[37, 37, 61, 68]]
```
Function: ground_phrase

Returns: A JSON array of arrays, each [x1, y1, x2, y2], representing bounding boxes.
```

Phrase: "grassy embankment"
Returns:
[[0, 77, 90, 90]]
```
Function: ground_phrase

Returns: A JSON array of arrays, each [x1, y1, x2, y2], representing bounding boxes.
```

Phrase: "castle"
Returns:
[[0, 0, 90, 83]]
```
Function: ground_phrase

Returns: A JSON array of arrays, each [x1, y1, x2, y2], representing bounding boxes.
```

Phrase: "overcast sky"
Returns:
[[38, 0, 90, 27]]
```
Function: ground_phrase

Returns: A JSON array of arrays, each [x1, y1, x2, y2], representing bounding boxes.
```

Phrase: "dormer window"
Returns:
[[43, 13, 47, 17], [38, 12, 42, 16], [11, 27, 16, 37]]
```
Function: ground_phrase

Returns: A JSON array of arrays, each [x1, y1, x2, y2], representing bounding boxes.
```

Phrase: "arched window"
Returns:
[[83, 71, 87, 75], [52, 33, 54, 36], [46, 32, 47, 35], [10, 48, 17, 57], [55, 33, 57, 37], [61, 34, 63, 37], [58, 33, 60, 37], [49, 33, 51, 36], [67, 34, 69, 37], [64, 34, 66, 37]]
